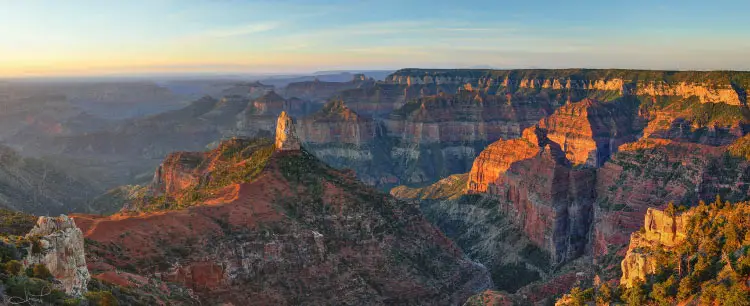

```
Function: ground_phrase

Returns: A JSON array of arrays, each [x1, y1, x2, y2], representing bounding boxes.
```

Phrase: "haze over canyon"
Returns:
[[1, 1, 750, 305]]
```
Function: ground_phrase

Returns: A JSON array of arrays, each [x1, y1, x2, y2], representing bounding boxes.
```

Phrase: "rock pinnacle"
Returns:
[[275, 111, 301, 151]]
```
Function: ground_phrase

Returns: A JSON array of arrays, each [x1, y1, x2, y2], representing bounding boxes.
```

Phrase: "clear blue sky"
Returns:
[[1, 0, 748, 76]]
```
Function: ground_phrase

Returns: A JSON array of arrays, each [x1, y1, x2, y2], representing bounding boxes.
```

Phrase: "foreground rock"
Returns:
[[619, 208, 692, 288], [23, 215, 90, 297]]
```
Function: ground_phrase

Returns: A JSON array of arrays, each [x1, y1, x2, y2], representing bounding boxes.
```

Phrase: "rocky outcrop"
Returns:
[[591, 138, 749, 259], [619, 208, 691, 287], [468, 97, 642, 194], [493, 145, 595, 264], [24, 215, 90, 297], [151, 151, 204, 197], [275, 111, 301, 151]]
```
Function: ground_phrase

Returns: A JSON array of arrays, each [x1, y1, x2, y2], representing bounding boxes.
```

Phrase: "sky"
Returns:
[[1, 0, 749, 77]]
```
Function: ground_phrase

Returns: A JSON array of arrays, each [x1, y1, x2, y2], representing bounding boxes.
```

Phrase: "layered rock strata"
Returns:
[[466, 123, 596, 264], [386, 69, 749, 106]]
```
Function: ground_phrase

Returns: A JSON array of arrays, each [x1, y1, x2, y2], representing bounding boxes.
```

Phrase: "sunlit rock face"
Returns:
[[24, 215, 90, 297], [465, 123, 596, 265], [386, 69, 749, 106], [537, 98, 644, 167], [275, 111, 301, 151], [467, 96, 642, 194], [619, 208, 691, 287], [591, 137, 750, 260]]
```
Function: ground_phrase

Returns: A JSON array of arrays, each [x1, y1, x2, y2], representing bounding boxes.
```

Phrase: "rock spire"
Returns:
[[275, 111, 301, 151]]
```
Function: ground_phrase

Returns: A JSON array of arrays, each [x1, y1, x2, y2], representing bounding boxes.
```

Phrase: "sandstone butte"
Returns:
[[296, 99, 376, 145], [69, 112, 491, 305]]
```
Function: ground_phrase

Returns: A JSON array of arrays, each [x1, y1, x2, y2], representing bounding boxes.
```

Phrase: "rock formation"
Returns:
[[75, 137, 491, 305], [297, 99, 375, 145], [282, 75, 373, 103], [468, 97, 642, 194], [592, 137, 750, 261], [391, 173, 468, 200], [275, 111, 301, 151], [619, 208, 692, 287], [24, 215, 90, 297], [536, 98, 643, 167], [495, 145, 595, 264], [385, 69, 749, 106], [467, 128, 541, 193], [464, 121, 597, 264]]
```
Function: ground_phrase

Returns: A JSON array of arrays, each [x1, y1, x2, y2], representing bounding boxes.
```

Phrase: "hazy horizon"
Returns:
[[2, 0, 749, 77]]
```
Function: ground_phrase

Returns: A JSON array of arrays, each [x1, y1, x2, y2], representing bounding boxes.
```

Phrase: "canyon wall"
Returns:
[[386, 69, 749, 106], [465, 117, 598, 264]]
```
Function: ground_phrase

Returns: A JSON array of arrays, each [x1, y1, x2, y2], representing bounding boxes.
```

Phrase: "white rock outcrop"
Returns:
[[24, 215, 90, 297]]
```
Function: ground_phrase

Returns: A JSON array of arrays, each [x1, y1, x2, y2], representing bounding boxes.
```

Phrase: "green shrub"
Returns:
[[85, 290, 119, 306], [63, 298, 83, 306], [5, 275, 67, 304], [596, 283, 613, 305], [622, 282, 646, 306], [30, 236, 44, 254], [4, 259, 22, 275], [32, 263, 53, 279]]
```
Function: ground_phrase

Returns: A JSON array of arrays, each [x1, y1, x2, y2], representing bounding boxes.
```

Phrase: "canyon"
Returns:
[[1, 68, 750, 305], [388, 69, 750, 301], [67, 114, 492, 305]]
